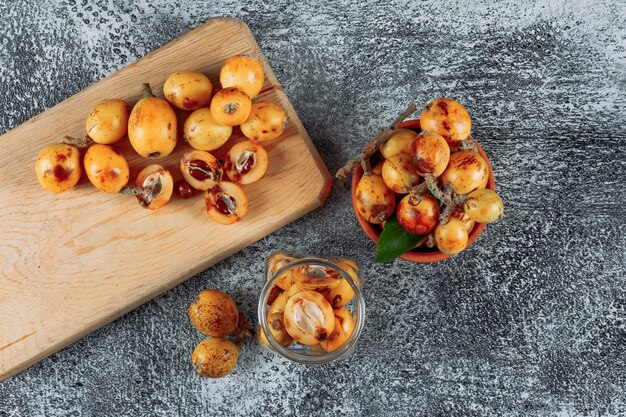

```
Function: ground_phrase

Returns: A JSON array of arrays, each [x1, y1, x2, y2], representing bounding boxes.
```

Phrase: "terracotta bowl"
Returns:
[[351, 119, 496, 263]]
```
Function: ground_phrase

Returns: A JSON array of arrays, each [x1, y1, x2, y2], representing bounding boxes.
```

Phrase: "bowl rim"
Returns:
[[351, 119, 496, 263]]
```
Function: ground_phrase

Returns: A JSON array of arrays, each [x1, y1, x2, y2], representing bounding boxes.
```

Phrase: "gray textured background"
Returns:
[[1, 0, 626, 416]]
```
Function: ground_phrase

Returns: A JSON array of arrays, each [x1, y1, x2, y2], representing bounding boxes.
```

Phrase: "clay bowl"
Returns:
[[351, 119, 496, 263]]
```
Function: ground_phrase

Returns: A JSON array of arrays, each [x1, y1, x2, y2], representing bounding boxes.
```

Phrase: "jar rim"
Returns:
[[258, 254, 365, 364]]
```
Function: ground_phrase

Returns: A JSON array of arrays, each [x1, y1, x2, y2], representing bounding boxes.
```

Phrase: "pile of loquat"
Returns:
[[35, 55, 287, 225]]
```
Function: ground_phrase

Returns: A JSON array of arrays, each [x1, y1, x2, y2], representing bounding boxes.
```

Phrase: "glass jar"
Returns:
[[257, 252, 365, 364]]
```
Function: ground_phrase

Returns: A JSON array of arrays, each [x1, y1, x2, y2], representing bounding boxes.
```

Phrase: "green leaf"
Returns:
[[375, 215, 425, 263]]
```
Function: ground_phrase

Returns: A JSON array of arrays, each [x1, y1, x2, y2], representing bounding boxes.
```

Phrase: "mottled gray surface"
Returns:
[[1, 0, 626, 416]]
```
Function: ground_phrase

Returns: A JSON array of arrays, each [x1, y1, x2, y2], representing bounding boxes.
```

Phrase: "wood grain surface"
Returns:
[[0, 17, 331, 381]]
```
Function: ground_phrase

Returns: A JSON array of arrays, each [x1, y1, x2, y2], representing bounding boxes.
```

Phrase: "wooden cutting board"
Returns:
[[0, 18, 331, 380]]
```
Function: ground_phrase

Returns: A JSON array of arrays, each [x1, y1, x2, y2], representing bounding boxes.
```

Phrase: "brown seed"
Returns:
[[175, 180, 194, 199]]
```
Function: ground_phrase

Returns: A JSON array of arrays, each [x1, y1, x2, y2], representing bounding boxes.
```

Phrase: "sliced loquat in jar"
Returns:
[[292, 264, 342, 290], [325, 265, 360, 307], [180, 150, 223, 191], [224, 140, 269, 185], [334, 259, 359, 279], [276, 270, 295, 291], [263, 293, 294, 347], [267, 312, 293, 348], [240, 102, 288, 142], [266, 285, 283, 305], [204, 182, 248, 225], [268, 292, 289, 315], [257, 325, 270, 346], [287, 282, 308, 298], [320, 306, 356, 352], [258, 324, 293, 348], [267, 253, 295, 279], [287, 282, 331, 301], [35, 144, 82, 193], [84, 144, 130, 193], [283, 290, 335, 346]]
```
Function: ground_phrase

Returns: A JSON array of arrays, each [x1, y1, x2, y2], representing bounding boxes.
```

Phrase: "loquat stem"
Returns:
[[235, 313, 253, 350], [459, 137, 477, 152], [424, 174, 450, 204], [439, 191, 469, 225], [423, 173, 473, 224], [61, 135, 93, 148], [425, 233, 435, 248], [142, 83, 155, 98], [408, 182, 428, 205], [439, 204, 455, 225], [361, 157, 372, 175], [335, 103, 417, 179]]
